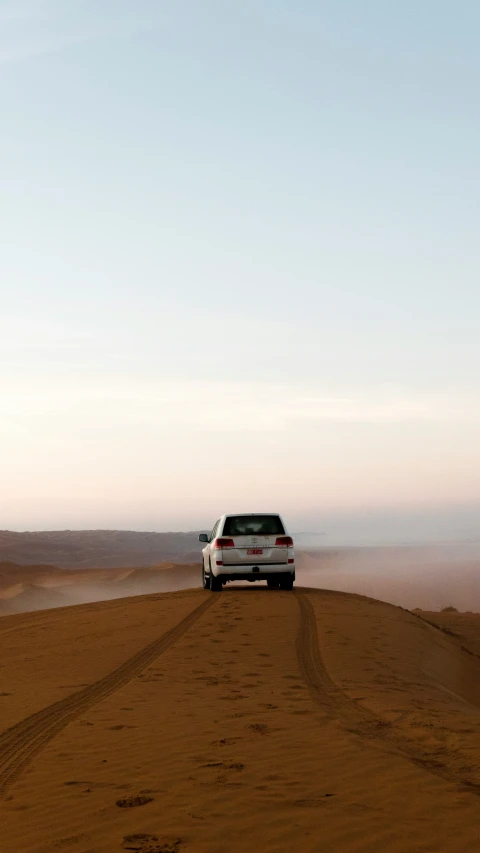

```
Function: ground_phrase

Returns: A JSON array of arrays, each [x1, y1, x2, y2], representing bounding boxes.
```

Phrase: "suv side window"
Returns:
[[210, 519, 220, 541]]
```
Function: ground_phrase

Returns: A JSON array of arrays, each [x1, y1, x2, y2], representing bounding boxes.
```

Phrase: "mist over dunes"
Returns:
[[295, 541, 480, 612], [1, 530, 480, 616], [0, 561, 200, 616]]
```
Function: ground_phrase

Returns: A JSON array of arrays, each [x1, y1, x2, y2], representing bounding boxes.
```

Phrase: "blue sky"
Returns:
[[2, 1, 480, 535]]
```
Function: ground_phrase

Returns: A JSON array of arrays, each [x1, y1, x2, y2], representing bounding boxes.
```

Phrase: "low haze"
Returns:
[[2, 1, 480, 536]]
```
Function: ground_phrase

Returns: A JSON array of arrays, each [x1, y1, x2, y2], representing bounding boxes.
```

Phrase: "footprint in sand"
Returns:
[[248, 723, 269, 735], [123, 834, 181, 852], [116, 795, 154, 808], [200, 761, 245, 771], [294, 795, 335, 807], [212, 737, 242, 746], [51, 833, 89, 847]]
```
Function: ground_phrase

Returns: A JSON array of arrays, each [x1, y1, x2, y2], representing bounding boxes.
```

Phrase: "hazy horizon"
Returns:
[[3, 503, 480, 549], [2, 1, 480, 531]]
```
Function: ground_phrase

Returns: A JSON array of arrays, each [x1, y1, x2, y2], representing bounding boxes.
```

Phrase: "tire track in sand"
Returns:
[[295, 591, 480, 795], [0, 611, 62, 639], [0, 595, 216, 799], [295, 591, 376, 721]]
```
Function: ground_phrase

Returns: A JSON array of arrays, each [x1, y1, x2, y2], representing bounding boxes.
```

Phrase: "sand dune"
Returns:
[[0, 562, 200, 615], [1, 586, 480, 852]]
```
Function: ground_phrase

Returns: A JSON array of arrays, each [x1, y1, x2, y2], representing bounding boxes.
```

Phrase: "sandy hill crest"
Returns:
[[2, 587, 480, 852]]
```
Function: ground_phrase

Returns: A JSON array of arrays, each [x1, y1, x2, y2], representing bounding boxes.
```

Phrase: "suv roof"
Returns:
[[223, 512, 282, 517]]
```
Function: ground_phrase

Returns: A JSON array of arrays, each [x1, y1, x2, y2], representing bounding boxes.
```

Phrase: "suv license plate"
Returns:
[[247, 548, 263, 555]]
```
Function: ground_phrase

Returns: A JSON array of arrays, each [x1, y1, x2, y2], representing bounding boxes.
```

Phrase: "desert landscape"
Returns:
[[2, 530, 480, 616], [5, 0, 478, 848], [2, 584, 480, 852], [2, 532, 480, 851]]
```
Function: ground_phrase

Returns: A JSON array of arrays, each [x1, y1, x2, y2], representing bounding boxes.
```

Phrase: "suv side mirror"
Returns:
[[199, 533, 209, 543]]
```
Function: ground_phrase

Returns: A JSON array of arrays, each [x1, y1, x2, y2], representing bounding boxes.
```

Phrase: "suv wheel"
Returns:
[[210, 574, 223, 592], [202, 562, 210, 590], [279, 575, 294, 591]]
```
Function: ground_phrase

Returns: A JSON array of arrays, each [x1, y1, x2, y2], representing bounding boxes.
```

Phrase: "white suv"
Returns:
[[199, 513, 295, 591]]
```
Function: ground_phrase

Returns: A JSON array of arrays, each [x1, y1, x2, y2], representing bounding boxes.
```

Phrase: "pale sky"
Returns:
[[2, 1, 480, 535]]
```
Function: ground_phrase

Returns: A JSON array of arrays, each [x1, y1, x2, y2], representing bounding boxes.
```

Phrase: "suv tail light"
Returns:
[[275, 536, 293, 547], [213, 538, 235, 549], [275, 536, 293, 548]]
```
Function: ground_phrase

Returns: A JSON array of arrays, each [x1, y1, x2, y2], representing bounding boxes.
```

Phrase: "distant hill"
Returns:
[[0, 530, 202, 569]]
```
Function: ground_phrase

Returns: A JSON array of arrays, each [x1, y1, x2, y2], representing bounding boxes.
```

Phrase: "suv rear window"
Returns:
[[223, 515, 285, 536]]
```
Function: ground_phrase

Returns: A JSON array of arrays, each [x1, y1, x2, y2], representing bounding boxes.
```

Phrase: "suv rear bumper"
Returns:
[[211, 563, 295, 578]]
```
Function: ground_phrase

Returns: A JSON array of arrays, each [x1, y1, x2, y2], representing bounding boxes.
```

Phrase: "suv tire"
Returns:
[[279, 575, 294, 591], [202, 562, 210, 590], [210, 574, 223, 592]]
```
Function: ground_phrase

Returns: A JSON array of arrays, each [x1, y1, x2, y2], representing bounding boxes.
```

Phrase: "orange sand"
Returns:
[[1, 587, 480, 852]]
